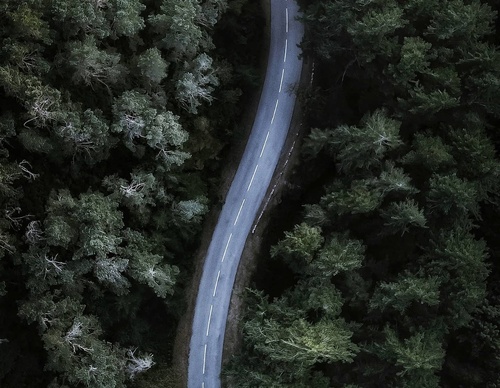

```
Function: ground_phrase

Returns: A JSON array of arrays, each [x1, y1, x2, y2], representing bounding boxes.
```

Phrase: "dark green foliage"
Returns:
[[373, 325, 445, 387], [424, 221, 490, 329], [270, 223, 324, 270], [310, 233, 364, 277], [306, 110, 403, 173], [426, 174, 480, 219], [225, 287, 357, 386], [402, 133, 455, 172], [0, 0, 258, 386], [228, 0, 500, 385], [369, 272, 440, 314], [380, 199, 428, 235]]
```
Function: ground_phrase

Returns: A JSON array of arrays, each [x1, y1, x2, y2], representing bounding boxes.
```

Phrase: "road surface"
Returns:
[[188, 1, 304, 387]]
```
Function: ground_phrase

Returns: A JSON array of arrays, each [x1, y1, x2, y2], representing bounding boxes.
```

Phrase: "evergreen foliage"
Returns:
[[0, 0, 264, 386], [227, 0, 500, 386]]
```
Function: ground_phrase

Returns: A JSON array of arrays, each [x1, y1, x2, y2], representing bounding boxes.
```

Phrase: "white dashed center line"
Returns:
[[213, 270, 221, 297], [286, 8, 289, 33], [247, 164, 259, 191], [260, 131, 270, 158], [279, 68, 285, 92], [203, 344, 207, 374], [206, 305, 213, 336], [234, 199, 246, 226], [271, 99, 279, 124], [221, 233, 232, 262], [284, 38, 288, 62]]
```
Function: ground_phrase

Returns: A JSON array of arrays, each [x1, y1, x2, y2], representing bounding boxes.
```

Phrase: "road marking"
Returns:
[[202, 383, 205, 388], [206, 305, 213, 336], [279, 68, 285, 92], [247, 164, 259, 191], [260, 131, 270, 158], [213, 270, 221, 296], [286, 8, 289, 33], [203, 344, 207, 374], [234, 199, 246, 225], [284, 39, 288, 62], [271, 99, 279, 124], [221, 233, 232, 262]]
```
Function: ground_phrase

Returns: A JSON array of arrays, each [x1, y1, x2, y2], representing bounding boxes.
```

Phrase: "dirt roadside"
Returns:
[[171, 1, 311, 385]]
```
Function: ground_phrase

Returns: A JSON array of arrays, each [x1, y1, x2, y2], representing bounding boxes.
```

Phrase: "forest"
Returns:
[[0, 0, 264, 386], [226, 0, 500, 387]]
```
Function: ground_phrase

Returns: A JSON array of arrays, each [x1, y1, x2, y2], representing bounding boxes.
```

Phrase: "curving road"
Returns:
[[188, 1, 304, 387]]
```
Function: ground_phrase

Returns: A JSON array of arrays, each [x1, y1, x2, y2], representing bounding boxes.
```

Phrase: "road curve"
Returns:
[[188, 1, 304, 387]]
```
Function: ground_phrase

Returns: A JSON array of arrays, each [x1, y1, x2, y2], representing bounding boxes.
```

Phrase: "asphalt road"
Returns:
[[187, 1, 304, 387]]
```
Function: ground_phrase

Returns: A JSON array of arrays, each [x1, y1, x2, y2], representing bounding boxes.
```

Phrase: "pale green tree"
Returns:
[[121, 229, 178, 298], [70, 192, 124, 261], [67, 36, 126, 89], [405, 85, 460, 115], [290, 279, 344, 320], [402, 133, 455, 172], [331, 110, 403, 173], [369, 272, 441, 313], [52, 0, 110, 38], [310, 233, 365, 277], [22, 246, 74, 295], [425, 222, 490, 329], [43, 190, 128, 294], [44, 190, 78, 249], [2, 39, 50, 74], [347, 2, 407, 63], [375, 162, 418, 195], [18, 293, 144, 387], [110, 0, 145, 37], [427, 174, 479, 219], [303, 203, 329, 227], [137, 48, 169, 85], [112, 90, 155, 145], [56, 108, 115, 164], [103, 171, 165, 225], [375, 326, 445, 387], [381, 199, 428, 235], [389, 37, 434, 85], [271, 223, 324, 271], [5, 2, 51, 43], [112, 90, 190, 168], [198, 0, 228, 28], [23, 84, 62, 128], [172, 197, 208, 224], [448, 124, 500, 199], [246, 317, 359, 367], [94, 257, 130, 295], [320, 180, 383, 216], [425, 0, 495, 42], [148, 0, 203, 59], [175, 53, 219, 114]]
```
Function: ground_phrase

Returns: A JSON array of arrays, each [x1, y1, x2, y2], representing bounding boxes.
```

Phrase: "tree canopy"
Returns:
[[0, 0, 265, 386], [226, 0, 500, 386]]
